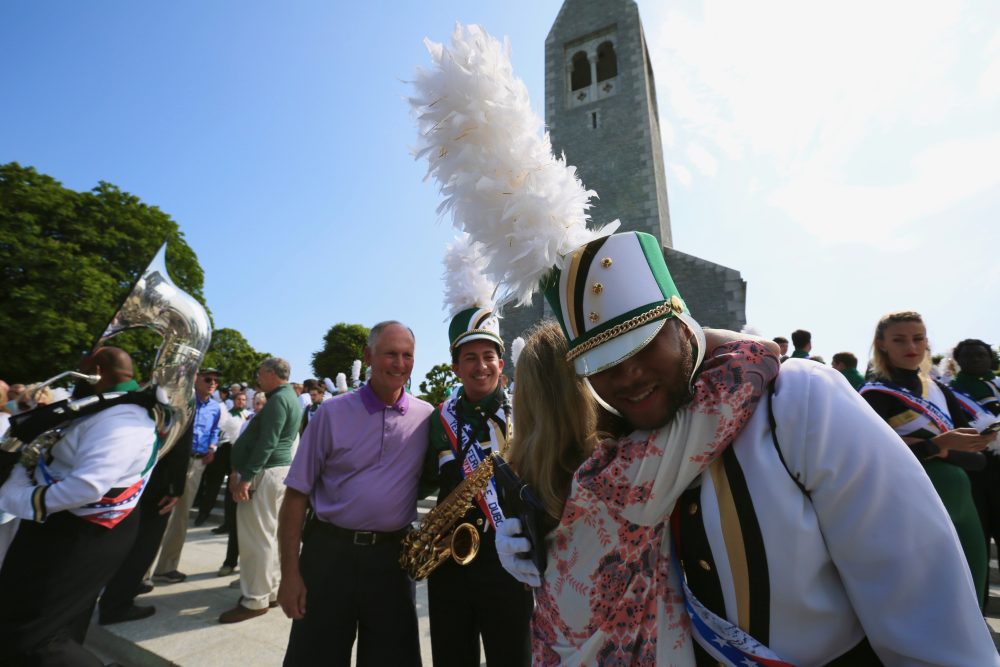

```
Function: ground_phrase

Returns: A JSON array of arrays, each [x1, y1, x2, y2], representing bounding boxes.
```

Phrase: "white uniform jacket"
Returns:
[[676, 360, 998, 667], [0, 403, 156, 524]]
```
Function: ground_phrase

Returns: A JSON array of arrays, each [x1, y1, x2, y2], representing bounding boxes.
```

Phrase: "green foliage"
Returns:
[[203, 328, 271, 387], [418, 362, 456, 406], [312, 323, 369, 380], [0, 162, 207, 382]]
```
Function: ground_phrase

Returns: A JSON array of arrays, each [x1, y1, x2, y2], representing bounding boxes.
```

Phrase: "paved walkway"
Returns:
[[86, 516, 1000, 665], [85, 520, 445, 666]]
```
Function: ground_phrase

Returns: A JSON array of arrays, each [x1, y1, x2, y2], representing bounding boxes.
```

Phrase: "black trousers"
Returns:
[[427, 537, 533, 667], [968, 453, 1000, 607], [0, 509, 140, 667], [196, 441, 232, 520], [223, 493, 240, 568], [98, 490, 171, 617], [283, 523, 421, 667]]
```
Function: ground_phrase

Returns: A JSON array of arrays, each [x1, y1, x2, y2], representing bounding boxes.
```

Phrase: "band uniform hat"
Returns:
[[449, 307, 504, 354], [198, 367, 221, 376], [543, 231, 687, 377]]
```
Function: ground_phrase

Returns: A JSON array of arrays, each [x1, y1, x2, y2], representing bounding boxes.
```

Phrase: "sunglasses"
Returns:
[[202, 377, 219, 384]]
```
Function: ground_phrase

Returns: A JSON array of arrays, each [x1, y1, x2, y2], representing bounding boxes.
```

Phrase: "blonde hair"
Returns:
[[869, 310, 931, 380], [508, 321, 600, 522]]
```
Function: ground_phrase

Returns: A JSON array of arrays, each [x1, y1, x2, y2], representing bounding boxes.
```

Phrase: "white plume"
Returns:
[[351, 360, 362, 384], [443, 232, 494, 316], [740, 324, 763, 337], [411, 23, 618, 308], [335, 372, 348, 394], [510, 336, 525, 367], [324, 377, 336, 394]]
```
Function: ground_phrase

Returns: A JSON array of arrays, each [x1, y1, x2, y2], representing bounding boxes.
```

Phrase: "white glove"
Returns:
[[0, 464, 39, 521], [496, 517, 542, 587]]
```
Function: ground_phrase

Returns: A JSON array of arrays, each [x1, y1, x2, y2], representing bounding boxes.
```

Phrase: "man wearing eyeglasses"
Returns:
[[152, 367, 222, 584]]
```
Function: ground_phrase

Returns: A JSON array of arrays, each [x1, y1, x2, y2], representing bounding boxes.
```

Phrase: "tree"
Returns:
[[202, 328, 271, 387], [312, 323, 369, 381], [0, 163, 207, 382], [419, 363, 456, 406]]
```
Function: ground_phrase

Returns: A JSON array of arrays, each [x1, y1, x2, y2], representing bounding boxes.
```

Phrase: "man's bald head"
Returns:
[[81, 347, 135, 392]]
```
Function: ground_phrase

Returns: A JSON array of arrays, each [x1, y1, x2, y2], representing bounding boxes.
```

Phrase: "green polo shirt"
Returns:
[[231, 382, 298, 480]]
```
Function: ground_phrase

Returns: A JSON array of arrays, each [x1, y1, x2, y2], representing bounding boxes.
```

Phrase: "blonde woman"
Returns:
[[860, 311, 994, 606]]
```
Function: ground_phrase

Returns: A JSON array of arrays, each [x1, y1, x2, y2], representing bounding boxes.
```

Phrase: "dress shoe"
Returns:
[[238, 595, 279, 608], [217, 564, 237, 577], [136, 581, 154, 595], [211, 524, 229, 535], [193, 513, 209, 527], [218, 603, 268, 624], [99, 604, 156, 626], [152, 570, 186, 584]]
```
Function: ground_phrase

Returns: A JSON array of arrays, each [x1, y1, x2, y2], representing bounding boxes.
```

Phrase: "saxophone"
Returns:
[[400, 452, 497, 580]]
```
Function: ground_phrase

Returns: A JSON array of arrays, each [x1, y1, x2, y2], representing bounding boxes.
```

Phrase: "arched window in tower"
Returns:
[[596, 41, 617, 82], [570, 51, 591, 91]]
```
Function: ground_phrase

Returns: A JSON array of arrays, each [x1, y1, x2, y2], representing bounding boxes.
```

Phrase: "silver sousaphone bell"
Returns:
[[0, 243, 212, 472], [95, 242, 213, 459]]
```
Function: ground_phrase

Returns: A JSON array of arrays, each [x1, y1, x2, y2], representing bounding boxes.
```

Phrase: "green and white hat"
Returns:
[[412, 27, 697, 377], [448, 306, 503, 353], [543, 231, 689, 376]]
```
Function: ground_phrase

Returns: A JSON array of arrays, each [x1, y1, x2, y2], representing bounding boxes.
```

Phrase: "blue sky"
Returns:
[[3, 1, 998, 385]]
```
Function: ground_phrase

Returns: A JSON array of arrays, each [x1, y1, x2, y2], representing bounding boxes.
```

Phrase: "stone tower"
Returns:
[[545, 0, 673, 245], [500, 0, 746, 367]]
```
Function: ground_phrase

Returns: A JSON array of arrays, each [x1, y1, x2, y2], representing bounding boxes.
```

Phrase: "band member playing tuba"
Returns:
[[0, 244, 211, 665]]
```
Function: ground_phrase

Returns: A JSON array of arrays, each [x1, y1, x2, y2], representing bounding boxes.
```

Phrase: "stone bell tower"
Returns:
[[545, 0, 673, 246], [500, 0, 746, 367]]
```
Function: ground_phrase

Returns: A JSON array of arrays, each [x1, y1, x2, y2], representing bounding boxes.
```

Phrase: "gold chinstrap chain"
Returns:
[[565, 301, 676, 363]]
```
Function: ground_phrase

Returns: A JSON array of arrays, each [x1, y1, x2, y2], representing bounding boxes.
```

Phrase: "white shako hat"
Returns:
[[543, 231, 690, 376], [411, 24, 703, 378]]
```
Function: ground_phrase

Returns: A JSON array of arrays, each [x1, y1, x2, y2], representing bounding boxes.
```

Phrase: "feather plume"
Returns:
[[335, 373, 348, 394], [510, 336, 525, 367], [443, 232, 495, 316], [324, 377, 336, 394], [351, 360, 362, 386], [411, 23, 618, 307]]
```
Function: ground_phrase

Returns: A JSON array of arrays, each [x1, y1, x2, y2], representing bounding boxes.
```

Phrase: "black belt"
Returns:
[[310, 518, 409, 546]]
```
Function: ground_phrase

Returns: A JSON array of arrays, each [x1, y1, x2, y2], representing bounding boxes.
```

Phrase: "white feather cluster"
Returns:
[[335, 372, 348, 394], [510, 336, 525, 367], [411, 23, 618, 307], [324, 377, 336, 394], [442, 232, 495, 316], [351, 360, 362, 384]]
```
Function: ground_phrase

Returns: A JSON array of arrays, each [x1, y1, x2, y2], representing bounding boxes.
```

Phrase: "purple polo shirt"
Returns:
[[285, 383, 434, 532]]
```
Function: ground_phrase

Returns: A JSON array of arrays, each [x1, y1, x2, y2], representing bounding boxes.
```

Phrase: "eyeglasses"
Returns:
[[202, 377, 219, 384]]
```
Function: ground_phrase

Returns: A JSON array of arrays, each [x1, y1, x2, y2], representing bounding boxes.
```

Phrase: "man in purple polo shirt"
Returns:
[[278, 320, 434, 667]]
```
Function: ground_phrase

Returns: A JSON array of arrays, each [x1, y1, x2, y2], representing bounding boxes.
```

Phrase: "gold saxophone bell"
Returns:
[[400, 454, 496, 580], [450, 522, 480, 566]]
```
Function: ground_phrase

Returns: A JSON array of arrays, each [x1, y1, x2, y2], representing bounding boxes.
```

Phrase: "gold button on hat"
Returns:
[[589, 312, 600, 323], [698, 559, 712, 571], [600, 257, 613, 268], [591, 282, 603, 294], [688, 502, 698, 515]]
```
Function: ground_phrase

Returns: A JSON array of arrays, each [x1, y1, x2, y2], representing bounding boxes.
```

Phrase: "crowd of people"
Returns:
[[2, 298, 999, 666]]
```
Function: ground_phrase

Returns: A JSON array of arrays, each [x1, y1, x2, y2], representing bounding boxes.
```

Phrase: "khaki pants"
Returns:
[[153, 457, 207, 575], [236, 466, 288, 610]]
